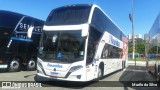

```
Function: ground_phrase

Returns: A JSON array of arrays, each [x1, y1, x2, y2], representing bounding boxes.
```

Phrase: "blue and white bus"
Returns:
[[37, 4, 128, 81], [0, 10, 44, 72]]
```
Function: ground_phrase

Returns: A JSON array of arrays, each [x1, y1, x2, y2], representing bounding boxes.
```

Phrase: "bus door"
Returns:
[[86, 43, 97, 80], [0, 27, 12, 65], [86, 27, 102, 80]]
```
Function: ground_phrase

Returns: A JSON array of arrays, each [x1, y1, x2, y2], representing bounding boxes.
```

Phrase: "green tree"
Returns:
[[148, 46, 157, 54], [136, 43, 145, 54], [128, 38, 145, 54]]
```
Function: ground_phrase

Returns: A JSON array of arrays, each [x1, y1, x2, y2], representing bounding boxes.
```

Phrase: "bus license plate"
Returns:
[[50, 72, 58, 77]]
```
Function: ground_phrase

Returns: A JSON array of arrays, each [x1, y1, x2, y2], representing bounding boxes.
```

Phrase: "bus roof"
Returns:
[[0, 10, 23, 28], [0, 10, 43, 28], [45, 4, 127, 38]]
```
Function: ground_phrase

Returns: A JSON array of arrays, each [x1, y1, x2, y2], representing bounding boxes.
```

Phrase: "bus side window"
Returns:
[[86, 41, 96, 64], [101, 44, 122, 59], [86, 27, 102, 65], [101, 44, 109, 59]]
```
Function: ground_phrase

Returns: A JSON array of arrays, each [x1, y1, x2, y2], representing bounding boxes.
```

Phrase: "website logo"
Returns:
[[1, 82, 42, 89]]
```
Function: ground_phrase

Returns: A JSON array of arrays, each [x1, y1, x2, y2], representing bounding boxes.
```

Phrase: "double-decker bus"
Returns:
[[37, 4, 128, 81], [0, 10, 44, 72], [146, 12, 160, 81]]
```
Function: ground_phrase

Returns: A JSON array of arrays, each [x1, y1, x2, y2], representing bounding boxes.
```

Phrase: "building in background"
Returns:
[[128, 34, 142, 42], [144, 33, 149, 41]]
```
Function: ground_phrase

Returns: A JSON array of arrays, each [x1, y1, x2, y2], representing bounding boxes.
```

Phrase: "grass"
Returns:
[[129, 58, 160, 62], [128, 58, 147, 62]]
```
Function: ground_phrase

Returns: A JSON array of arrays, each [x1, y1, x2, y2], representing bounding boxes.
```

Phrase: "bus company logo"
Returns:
[[19, 23, 42, 33], [47, 63, 63, 68], [33, 27, 42, 33], [109, 35, 120, 47], [19, 23, 30, 30]]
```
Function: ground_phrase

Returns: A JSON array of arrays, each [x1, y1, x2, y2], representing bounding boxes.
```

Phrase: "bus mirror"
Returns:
[[52, 35, 57, 43], [27, 26, 34, 38], [82, 24, 88, 37]]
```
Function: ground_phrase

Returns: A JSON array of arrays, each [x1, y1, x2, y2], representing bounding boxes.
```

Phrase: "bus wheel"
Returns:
[[155, 66, 160, 81], [156, 74, 160, 81], [27, 59, 36, 71], [8, 58, 20, 72], [122, 61, 126, 70]]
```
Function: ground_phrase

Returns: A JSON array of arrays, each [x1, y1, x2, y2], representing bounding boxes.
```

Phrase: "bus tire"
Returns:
[[34, 75, 41, 82], [26, 59, 36, 71], [156, 74, 160, 81], [8, 58, 20, 72], [122, 61, 126, 70], [155, 65, 160, 81]]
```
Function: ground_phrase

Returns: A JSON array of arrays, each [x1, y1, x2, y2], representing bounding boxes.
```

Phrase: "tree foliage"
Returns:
[[148, 46, 158, 54], [128, 38, 145, 54]]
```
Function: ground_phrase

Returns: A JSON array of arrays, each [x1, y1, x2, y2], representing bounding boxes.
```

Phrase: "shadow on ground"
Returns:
[[119, 65, 160, 90]]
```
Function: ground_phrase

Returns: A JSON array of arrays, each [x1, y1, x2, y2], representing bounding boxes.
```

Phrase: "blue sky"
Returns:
[[0, 0, 160, 37]]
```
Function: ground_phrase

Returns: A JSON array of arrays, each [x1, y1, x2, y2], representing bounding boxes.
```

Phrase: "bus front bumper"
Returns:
[[36, 72, 86, 82]]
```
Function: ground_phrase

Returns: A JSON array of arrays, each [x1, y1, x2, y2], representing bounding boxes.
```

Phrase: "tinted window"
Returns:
[[91, 8, 123, 40], [101, 43, 122, 59], [32, 19, 43, 34], [86, 27, 102, 65], [148, 13, 160, 48], [45, 6, 91, 25], [149, 14, 160, 37], [16, 17, 33, 32], [13, 17, 43, 40], [39, 30, 85, 63]]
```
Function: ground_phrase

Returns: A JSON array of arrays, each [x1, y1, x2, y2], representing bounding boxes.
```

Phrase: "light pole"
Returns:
[[130, 0, 136, 66]]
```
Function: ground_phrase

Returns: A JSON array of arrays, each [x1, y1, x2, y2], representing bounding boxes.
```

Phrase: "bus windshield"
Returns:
[[38, 30, 85, 63], [45, 6, 91, 26]]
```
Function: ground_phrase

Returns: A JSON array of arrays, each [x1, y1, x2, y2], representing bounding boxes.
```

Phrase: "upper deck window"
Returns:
[[45, 5, 91, 26]]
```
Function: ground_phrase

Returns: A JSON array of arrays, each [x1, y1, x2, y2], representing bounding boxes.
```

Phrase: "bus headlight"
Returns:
[[68, 65, 83, 73]]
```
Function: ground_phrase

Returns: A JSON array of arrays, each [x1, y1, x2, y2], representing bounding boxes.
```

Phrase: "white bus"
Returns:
[[37, 4, 128, 81]]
